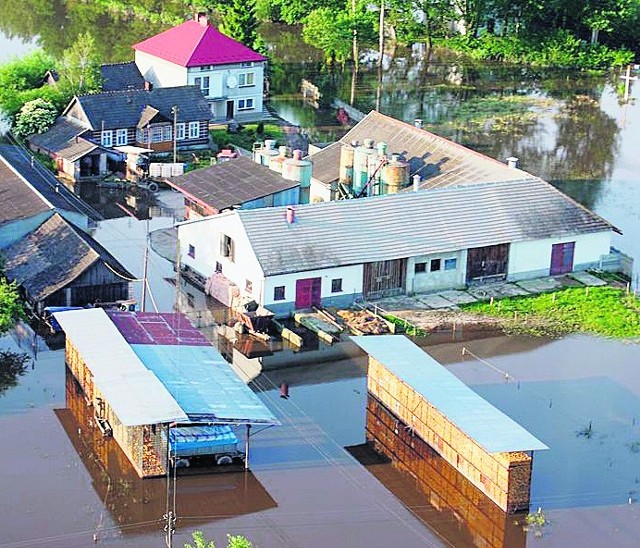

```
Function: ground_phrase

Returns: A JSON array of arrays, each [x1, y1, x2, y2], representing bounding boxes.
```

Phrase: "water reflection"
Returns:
[[55, 370, 277, 538]]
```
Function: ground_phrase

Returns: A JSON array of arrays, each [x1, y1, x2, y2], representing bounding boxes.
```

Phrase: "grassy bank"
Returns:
[[460, 286, 640, 338], [210, 123, 287, 152]]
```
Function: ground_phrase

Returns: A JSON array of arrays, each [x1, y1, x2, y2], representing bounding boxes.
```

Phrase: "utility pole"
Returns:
[[378, 0, 385, 69], [171, 105, 178, 164], [351, 0, 358, 70], [141, 218, 149, 312]]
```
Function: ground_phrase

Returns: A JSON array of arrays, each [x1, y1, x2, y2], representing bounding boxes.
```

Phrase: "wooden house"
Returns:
[[176, 178, 617, 317], [133, 13, 268, 122], [1, 214, 132, 315], [165, 155, 301, 220], [352, 336, 548, 513]]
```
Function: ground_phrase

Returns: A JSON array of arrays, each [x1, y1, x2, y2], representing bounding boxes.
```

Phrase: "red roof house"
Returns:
[[133, 14, 268, 122]]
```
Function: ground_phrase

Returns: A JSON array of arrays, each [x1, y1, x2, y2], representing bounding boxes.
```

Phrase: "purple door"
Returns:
[[550, 242, 575, 275], [295, 277, 322, 309]]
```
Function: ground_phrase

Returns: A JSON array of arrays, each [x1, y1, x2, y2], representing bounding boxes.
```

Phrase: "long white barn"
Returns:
[[177, 177, 618, 317]]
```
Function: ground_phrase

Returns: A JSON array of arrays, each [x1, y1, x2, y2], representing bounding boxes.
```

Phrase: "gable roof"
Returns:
[[133, 20, 266, 67], [311, 110, 531, 191], [2, 213, 133, 301], [166, 156, 299, 212], [212, 178, 616, 276], [28, 117, 100, 162], [66, 86, 211, 131], [0, 153, 51, 227], [100, 62, 145, 92], [0, 144, 102, 222]]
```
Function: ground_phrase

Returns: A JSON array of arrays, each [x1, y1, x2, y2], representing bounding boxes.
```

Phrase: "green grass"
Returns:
[[210, 123, 287, 152], [460, 286, 640, 338]]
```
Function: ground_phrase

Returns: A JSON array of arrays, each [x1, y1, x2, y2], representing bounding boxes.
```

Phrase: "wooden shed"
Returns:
[[352, 336, 548, 513]]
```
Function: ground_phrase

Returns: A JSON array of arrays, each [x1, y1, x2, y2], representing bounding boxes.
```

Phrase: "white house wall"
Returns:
[[508, 231, 612, 280], [407, 250, 467, 293], [263, 264, 364, 315], [134, 51, 188, 88], [310, 178, 332, 203]]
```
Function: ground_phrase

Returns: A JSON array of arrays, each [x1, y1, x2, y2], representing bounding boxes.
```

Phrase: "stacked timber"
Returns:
[[337, 309, 391, 335]]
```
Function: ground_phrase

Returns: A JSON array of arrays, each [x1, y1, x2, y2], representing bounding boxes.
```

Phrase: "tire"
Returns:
[[147, 182, 159, 192], [216, 455, 233, 465], [175, 458, 190, 468]]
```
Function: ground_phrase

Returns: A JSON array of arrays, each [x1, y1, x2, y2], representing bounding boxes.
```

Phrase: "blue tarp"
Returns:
[[131, 344, 279, 425], [169, 425, 238, 454]]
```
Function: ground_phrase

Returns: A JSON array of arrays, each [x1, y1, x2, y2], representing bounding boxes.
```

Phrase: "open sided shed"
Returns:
[[55, 308, 279, 477], [352, 335, 547, 513]]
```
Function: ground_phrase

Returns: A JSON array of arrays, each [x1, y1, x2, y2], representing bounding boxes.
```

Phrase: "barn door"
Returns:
[[363, 259, 407, 299], [295, 277, 322, 309], [466, 244, 510, 283], [550, 242, 575, 275]]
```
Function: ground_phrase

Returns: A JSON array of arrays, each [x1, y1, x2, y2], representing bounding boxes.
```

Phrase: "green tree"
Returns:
[[184, 531, 253, 548], [56, 32, 102, 96], [0, 278, 24, 334], [12, 98, 57, 139], [217, 0, 262, 50]]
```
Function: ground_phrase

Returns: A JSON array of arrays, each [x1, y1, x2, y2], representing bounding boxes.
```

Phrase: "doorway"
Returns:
[[295, 277, 322, 309], [466, 244, 510, 283], [550, 242, 575, 275], [226, 100, 234, 120]]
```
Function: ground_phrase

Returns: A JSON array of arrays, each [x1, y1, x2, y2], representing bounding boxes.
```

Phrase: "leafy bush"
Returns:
[[13, 98, 58, 139]]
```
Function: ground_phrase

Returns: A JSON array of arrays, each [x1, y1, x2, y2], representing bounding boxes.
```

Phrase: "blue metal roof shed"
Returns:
[[351, 335, 548, 454]]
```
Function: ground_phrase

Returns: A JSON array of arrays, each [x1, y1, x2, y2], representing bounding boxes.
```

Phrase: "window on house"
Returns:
[[220, 234, 234, 262], [241, 62, 254, 67], [331, 278, 343, 293], [194, 76, 210, 96], [245, 279, 253, 293], [414, 262, 427, 274], [176, 123, 185, 140], [237, 98, 254, 111], [187, 293, 195, 308], [116, 129, 127, 146], [163, 126, 172, 142], [188, 121, 200, 139], [136, 127, 148, 143], [101, 130, 113, 147], [444, 258, 457, 271], [430, 259, 442, 272], [188, 244, 195, 258], [274, 286, 285, 301], [151, 126, 163, 143], [238, 72, 255, 87], [215, 261, 222, 273]]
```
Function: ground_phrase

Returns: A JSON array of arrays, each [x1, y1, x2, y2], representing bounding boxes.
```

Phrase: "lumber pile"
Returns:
[[337, 309, 391, 335]]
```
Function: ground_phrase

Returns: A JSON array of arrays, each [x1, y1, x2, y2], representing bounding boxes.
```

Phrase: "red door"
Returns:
[[295, 277, 322, 309], [550, 242, 575, 275]]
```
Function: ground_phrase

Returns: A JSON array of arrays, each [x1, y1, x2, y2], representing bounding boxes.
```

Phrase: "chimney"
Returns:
[[197, 12, 209, 26], [293, 149, 303, 161], [144, 81, 153, 91], [412, 174, 421, 191], [414, 119, 423, 129], [286, 206, 296, 224], [506, 156, 519, 169]]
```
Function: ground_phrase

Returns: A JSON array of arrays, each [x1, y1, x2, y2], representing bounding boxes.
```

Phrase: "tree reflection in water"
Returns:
[[0, 350, 30, 396]]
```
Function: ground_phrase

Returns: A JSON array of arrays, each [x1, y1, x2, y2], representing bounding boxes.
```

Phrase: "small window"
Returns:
[[188, 121, 200, 139], [220, 234, 234, 262], [274, 286, 285, 301], [245, 279, 253, 293], [116, 128, 127, 146], [101, 129, 113, 147], [136, 127, 148, 143], [238, 72, 255, 87], [331, 278, 343, 293], [176, 123, 186, 140], [444, 258, 457, 271], [430, 258, 441, 272], [241, 62, 254, 67], [195, 76, 210, 96], [163, 125, 172, 142], [151, 126, 163, 143], [237, 98, 254, 111], [414, 262, 427, 274], [215, 261, 222, 273], [188, 244, 195, 258]]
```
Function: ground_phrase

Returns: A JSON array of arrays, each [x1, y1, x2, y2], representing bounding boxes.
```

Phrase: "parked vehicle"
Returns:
[[168, 424, 244, 467]]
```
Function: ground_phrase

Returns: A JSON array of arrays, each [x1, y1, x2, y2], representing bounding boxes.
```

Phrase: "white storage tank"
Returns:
[[269, 146, 289, 173], [381, 154, 409, 194], [353, 139, 377, 194], [253, 139, 279, 165]]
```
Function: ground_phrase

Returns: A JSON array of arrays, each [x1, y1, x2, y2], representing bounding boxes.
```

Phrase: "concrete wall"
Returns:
[[508, 231, 612, 280], [134, 51, 188, 88], [407, 250, 467, 293]]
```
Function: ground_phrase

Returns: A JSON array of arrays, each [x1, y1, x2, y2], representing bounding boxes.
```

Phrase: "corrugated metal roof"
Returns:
[[53, 308, 187, 426], [235, 178, 615, 276], [311, 111, 530, 190], [351, 335, 548, 453], [166, 156, 299, 212], [132, 344, 279, 425]]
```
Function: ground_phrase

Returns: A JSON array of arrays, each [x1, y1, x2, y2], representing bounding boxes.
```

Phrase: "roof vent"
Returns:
[[506, 156, 519, 169], [412, 174, 421, 191], [197, 12, 209, 26], [144, 81, 152, 91], [364, 138, 375, 149], [414, 119, 423, 129], [286, 206, 296, 224]]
